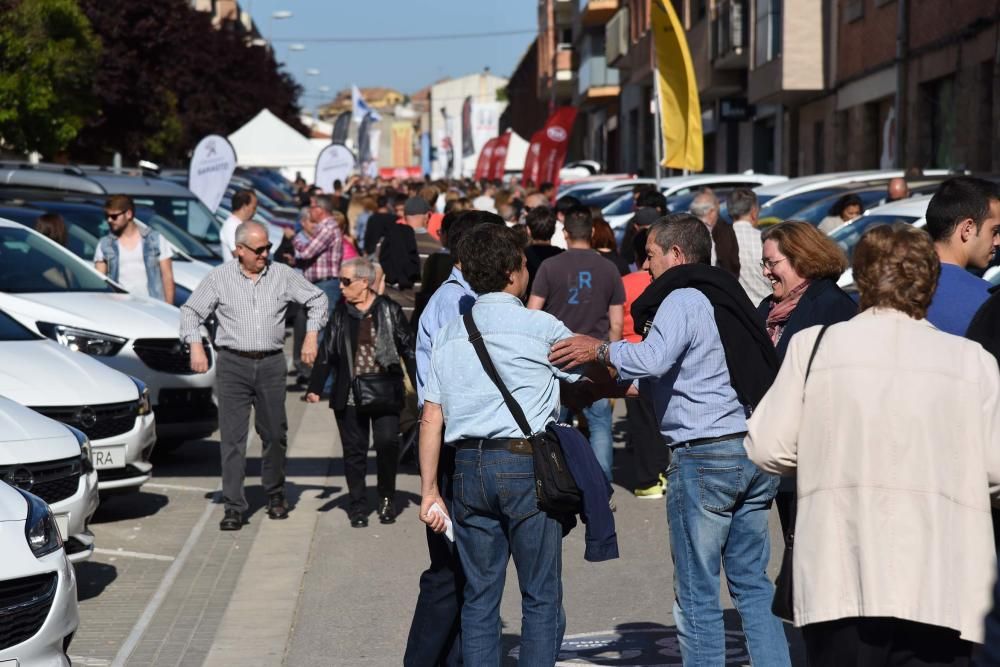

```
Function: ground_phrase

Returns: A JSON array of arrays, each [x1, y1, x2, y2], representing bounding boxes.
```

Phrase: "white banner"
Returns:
[[188, 135, 237, 213], [465, 102, 500, 177], [314, 143, 357, 193]]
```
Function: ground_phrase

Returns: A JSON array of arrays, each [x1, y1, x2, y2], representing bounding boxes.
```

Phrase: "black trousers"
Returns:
[[624, 395, 669, 489], [404, 446, 464, 667], [803, 617, 974, 667], [334, 406, 399, 514]]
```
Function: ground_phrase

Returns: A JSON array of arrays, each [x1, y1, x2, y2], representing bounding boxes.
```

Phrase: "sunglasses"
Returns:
[[339, 276, 363, 287], [106, 210, 127, 221], [240, 242, 272, 256]]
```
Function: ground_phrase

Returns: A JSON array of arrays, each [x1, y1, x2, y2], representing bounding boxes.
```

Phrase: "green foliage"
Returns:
[[0, 0, 100, 156]]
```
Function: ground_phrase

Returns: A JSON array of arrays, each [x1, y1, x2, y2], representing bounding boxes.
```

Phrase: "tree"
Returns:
[[0, 0, 99, 157]]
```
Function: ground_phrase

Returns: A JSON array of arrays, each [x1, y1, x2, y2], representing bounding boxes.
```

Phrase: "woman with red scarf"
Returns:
[[756, 221, 857, 534]]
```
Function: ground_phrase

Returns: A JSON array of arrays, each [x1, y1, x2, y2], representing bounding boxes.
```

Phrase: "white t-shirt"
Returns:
[[550, 220, 567, 249], [220, 213, 241, 261], [94, 235, 174, 297]]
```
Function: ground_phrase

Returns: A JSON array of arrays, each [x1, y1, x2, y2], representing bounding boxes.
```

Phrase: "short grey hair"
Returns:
[[727, 188, 759, 220], [313, 194, 335, 214], [234, 221, 267, 246], [341, 257, 377, 283], [689, 190, 719, 217], [649, 213, 711, 265]]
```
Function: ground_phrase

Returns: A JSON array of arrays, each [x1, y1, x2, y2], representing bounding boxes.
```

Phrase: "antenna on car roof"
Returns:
[[138, 159, 160, 176]]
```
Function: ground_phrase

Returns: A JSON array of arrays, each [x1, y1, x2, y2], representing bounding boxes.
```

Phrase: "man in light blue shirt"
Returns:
[[550, 214, 790, 666]]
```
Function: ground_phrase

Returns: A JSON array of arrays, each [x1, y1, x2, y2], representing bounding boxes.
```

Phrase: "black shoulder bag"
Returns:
[[462, 312, 582, 515], [772, 324, 829, 622]]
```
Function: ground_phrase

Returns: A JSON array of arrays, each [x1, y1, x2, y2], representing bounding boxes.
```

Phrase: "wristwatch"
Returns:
[[596, 340, 611, 366]]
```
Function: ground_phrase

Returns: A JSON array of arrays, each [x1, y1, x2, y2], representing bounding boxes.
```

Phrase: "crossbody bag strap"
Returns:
[[462, 311, 533, 438], [803, 324, 830, 388]]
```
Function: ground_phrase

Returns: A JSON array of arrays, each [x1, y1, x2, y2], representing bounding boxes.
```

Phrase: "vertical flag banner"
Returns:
[[474, 137, 498, 180], [489, 131, 512, 181], [461, 96, 475, 158], [314, 143, 357, 193], [391, 123, 414, 168], [522, 129, 545, 187], [441, 107, 455, 178], [358, 112, 375, 178], [420, 132, 431, 176], [331, 111, 351, 145], [188, 134, 237, 213], [652, 0, 703, 171], [352, 85, 382, 123], [537, 106, 578, 189]]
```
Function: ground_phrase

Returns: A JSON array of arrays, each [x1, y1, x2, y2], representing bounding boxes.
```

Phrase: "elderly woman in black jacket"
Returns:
[[307, 257, 416, 528]]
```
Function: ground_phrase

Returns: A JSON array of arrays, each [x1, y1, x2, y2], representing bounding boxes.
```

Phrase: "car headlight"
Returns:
[[129, 376, 152, 416], [16, 488, 62, 558], [37, 322, 127, 356], [65, 424, 94, 474]]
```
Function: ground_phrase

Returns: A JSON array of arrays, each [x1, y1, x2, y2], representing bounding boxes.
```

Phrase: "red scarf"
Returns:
[[766, 280, 811, 345]]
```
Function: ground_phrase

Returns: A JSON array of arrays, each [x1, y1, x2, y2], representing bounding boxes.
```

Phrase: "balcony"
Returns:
[[579, 0, 619, 27], [711, 0, 747, 69], [578, 54, 620, 101], [605, 7, 629, 66]]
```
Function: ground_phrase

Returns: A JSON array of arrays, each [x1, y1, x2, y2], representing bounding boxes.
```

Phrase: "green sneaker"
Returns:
[[634, 481, 664, 499]]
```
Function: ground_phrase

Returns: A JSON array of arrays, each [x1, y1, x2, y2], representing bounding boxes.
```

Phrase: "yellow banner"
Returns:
[[651, 0, 703, 172], [391, 122, 414, 167]]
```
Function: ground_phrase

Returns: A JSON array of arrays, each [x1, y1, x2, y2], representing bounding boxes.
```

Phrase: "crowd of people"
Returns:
[[172, 170, 1000, 666]]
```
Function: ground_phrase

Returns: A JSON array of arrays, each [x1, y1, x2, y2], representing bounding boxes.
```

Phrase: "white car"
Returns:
[[0, 396, 99, 562], [0, 481, 79, 666], [0, 307, 155, 494], [0, 218, 218, 444]]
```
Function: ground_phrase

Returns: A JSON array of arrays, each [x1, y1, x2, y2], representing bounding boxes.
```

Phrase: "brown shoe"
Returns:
[[267, 493, 289, 520]]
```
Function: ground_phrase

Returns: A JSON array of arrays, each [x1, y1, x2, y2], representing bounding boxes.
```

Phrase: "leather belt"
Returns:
[[672, 432, 748, 449], [451, 437, 533, 454], [219, 347, 283, 360]]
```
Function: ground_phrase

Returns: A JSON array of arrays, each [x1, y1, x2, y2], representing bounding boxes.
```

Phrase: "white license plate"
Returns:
[[92, 444, 126, 470], [0, 660, 19, 667], [55, 513, 69, 540]]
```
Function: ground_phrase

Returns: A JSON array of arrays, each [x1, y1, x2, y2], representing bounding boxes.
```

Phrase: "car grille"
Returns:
[[156, 388, 217, 424], [0, 572, 57, 651], [0, 456, 82, 505], [133, 338, 212, 374], [32, 401, 138, 441], [97, 464, 147, 483]]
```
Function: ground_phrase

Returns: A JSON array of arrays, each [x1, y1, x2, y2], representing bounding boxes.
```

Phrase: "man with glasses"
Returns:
[[94, 194, 175, 303], [180, 221, 328, 531]]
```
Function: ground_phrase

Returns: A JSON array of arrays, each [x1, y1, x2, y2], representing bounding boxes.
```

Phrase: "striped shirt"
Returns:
[[293, 217, 343, 283], [732, 220, 773, 308], [179, 260, 329, 352]]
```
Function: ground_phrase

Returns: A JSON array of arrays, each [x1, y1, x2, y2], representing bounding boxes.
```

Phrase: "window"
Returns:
[[754, 0, 782, 65], [0, 227, 114, 294], [843, 0, 864, 23], [923, 76, 956, 169], [132, 197, 221, 244]]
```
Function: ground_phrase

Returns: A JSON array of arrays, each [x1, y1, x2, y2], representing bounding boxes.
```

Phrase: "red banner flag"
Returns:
[[521, 129, 545, 188], [474, 137, 498, 181], [489, 131, 512, 181], [536, 107, 577, 191]]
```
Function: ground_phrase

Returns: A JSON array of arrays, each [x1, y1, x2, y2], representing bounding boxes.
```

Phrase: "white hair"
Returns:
[[341, 257, 377, 282], [234, 221, 267, 246]]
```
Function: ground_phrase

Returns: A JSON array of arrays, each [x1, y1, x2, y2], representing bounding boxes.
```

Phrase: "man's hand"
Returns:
[[549, 334, 602, 368], [301, 331, 318, 366], [305, 392, 321, 403], [189, 342, 209, 374], [420, 493, 449, 533]]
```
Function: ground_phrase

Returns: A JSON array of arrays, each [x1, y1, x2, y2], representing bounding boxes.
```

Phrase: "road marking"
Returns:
[[144, 482, 219, 493], [93, 548, 175, 562], [110, 500, 215, 667]]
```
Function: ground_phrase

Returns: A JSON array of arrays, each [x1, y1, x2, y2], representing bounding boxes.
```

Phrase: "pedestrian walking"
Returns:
[[294, 193, 345, 312], [306, 257, 415, 527], [380, 196, 443, 314], [419, 223, 583, 666], [94, 195, 175, 304], [180, 221, 328, 531], [691, 188, 740, 277], [729, 188, 773, 307], [591, 212, 630, 276], [220, 188, 258, 261], [621, 189, 666, 267], [524, 205, 563, 294], [745, 223, 1000, 666], [924, 177, 1000, 335], [550, 214, 790, 665]]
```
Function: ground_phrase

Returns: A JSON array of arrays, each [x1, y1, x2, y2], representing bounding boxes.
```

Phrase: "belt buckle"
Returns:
[[509, 438, 531, 454]]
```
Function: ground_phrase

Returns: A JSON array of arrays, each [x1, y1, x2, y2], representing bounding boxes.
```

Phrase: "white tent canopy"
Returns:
[[228, 109, 323, 181]]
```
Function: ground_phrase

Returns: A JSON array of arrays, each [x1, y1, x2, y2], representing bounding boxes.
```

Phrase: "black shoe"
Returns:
[[378, 497, 396, 524], [220, 509, 242, 531], [267, 493, 289, 520], [350, 513, 369, 528]]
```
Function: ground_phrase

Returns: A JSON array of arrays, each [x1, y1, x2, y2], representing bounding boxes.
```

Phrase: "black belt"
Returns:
[[219, 347, 283, 360], [452, 437, 533, 454], [672, 432, 747, 449]]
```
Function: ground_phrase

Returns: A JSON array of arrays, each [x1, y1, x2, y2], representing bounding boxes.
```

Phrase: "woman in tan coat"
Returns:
[[745, 223, 1000, 666]]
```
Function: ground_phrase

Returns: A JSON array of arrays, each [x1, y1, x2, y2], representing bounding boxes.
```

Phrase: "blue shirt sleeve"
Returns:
[[424, 334, 444, 406], [609, 290, 694, 380], [548, 316, 583, 383]]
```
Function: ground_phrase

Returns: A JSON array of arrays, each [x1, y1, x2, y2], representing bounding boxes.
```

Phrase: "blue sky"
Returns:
[[245, 0, 537, 113]]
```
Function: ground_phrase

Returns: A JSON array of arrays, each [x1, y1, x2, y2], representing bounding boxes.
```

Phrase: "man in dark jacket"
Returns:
[[691, 188, 740, 277], [380, 196, 443, 315], [621, 189, 667, 267]]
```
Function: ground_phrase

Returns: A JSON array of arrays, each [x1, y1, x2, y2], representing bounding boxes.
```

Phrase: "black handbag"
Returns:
[[772, 324, 829, 622], [462, 312, 583, 516]]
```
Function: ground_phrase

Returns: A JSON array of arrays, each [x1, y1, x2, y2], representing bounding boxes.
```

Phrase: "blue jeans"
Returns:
[[562, 398, 614, 483], [665, 437, 790, 666], [453, 447, 565, 666], [314, 278, 341, 316]]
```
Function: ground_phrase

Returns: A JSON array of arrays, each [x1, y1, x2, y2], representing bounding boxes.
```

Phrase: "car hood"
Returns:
[[0, 396, 80, 463], [0, 482, 27, 522], [0, 291, 180, 340], [0, 340, 137, 406], [171, 260, 213, 292]]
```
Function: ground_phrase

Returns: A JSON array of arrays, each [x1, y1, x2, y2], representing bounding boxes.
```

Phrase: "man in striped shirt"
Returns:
[[180, 221, 328, 531]]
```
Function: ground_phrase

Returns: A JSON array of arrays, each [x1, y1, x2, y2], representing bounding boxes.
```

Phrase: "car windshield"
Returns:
[[0, 227, 114, 293], [758, 188, 852, 223], [582, 191, 630, 209], [132, 196, 221, 244], [602, 193, 634, 216], [561, 186, 602, 200], [135, 208, 217, 260], [829, 214, 920, 260], [792, 190, 889, 225]]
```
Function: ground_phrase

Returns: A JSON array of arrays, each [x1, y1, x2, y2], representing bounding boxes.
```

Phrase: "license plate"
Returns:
[[92, 444, 126, 470], [55, 513, 69, 540], [0, 660, 19, 667]]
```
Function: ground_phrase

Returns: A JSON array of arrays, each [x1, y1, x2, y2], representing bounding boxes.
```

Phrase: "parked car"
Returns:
[[0, 306, 156, 495], [0, 395, 99, 561], [0, 218, 218, 444], [0, 481, 79, 665]]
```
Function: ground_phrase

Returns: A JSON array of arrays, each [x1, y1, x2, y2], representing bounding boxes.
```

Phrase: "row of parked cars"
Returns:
[[0, 161, 297, 664]]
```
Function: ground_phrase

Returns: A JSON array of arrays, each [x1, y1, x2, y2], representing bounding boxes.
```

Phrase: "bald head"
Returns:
[[234, 221, 271, 274], [887, 178, 909, 202]]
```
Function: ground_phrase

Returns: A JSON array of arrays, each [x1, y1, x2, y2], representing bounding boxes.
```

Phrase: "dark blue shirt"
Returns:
[[927, 263, 991, 336]]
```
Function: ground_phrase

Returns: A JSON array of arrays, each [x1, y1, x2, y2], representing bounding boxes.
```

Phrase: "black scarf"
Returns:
[[631, 263, 778, 409]]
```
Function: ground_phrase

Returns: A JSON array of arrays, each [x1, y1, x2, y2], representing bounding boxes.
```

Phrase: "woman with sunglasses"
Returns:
[[306, 257, 416, 527]]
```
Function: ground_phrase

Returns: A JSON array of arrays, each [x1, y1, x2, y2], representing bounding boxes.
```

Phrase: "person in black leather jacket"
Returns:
[[307, 256, 417, 527]]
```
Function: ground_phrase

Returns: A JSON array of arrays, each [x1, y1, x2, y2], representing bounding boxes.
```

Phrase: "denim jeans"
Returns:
[[561, 398, 614, 483], [665, 437, 790, 666], [453, 447, 565, 666]]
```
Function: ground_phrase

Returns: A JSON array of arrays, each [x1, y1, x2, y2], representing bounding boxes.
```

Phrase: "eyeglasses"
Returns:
[[106, 210, 126, 221], [760, 257, 788, 270], [239, 242, 272, 256]]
